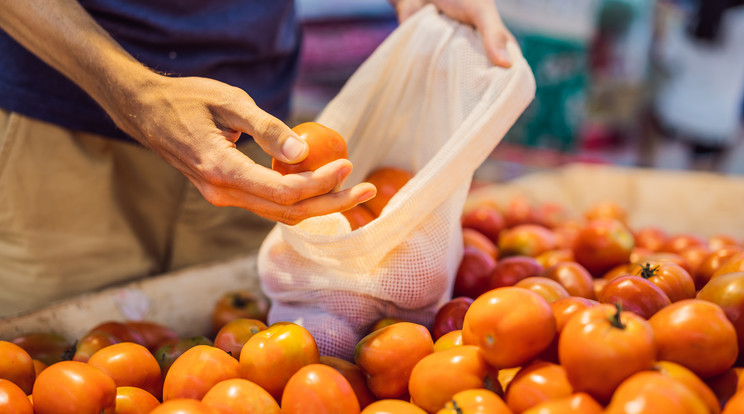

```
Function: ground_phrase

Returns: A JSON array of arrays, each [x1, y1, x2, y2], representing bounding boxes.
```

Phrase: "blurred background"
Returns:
[[290, 0, 744, 180]]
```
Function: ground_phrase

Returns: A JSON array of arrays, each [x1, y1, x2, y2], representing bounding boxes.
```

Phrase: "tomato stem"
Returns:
[[60, 340, 77, 361], [637, 263, 659, 280], [608, 302, 626, 329], [451, 399, 463, 414]]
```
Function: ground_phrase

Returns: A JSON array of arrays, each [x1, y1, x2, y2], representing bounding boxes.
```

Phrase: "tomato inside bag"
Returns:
[[258, 5, 536, 360]]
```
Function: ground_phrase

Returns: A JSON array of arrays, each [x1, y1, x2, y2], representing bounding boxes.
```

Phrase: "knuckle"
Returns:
[[252, 113, 284, 140], [271, 183, 303, 206]]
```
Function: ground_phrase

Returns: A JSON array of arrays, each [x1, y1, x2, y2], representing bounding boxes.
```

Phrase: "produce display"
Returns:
[[2, 187, 744, 413]]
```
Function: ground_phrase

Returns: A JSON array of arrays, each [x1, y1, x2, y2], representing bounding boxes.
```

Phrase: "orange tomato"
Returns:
[[604, 371, 709, 414], [342, 204, 376, 230], [114, 386, 161, 414], [633, 226, 668, 252], [213, 318, 267, 359], [541, 261, 594, 299], [150, 399, 219, 414], [32, 360, 117, 414], [462, 287, 555, 369], [705, 368, 743, 410], [522, 392, 602, 414], [87, 342, 163, 400], [497, 224, 557, 258], [0, 379, 33, 414], [661, 234, 707, 256], [463, 227, 499, 261], [583, 200, 627, 224], [634, 260, 696, 302], [272, 121, 348, 175], [649, 299, 738, 379], [32, 359, 47, 377], [513, 277, 570, 303], [504, 360, 572, 413], [653, 361, 721, 414], [240, 322, 320, 402], [0, 341, 35, 395], [712, 251, 744, 279], [535, 249, 574, 269], [408, 345, 489, 413], [201, 378, 280, 414], [679, 244, 712, 277], [162, 345, 240, 401], [597, 274, 671, 320], [558, 303, 656, 403], [723, 391, 744, 414], [211, 290, 269, 337], [361, 400, 427, 414], [572, 218, 634, 278], [281, 364, 360, 414], [436, 389, 511, 414], [695, 245, 742, 290], [539, 296, 600, 363], [319, 356, 376, 409], [433, 330, 463, 352], [368, 317, 407, 333], [362, 166, 414, 217], [354, 321, 434, 400], [461, 203, 506, 245]]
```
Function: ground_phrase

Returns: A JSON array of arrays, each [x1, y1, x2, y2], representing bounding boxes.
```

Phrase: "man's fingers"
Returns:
[[471, 4, 513, 68]]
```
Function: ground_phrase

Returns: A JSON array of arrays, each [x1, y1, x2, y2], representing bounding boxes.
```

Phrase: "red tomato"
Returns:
[[497, 224, 557, 258], [583, 200, 627, 224], [88, 321, 146, 345], [213, 318, 267, 359], [437, 388, 511, 414], [201, 378, 280, 414], [433, 330, 463, 353], [541, 261, 594, 299], [709, 234, 740, 251], [150, 399, 219, 414], [281, 364, 360, 414], [653, 361, 721, 414], [462, 287, 555, 369], [362, 400, 427, 414], [362, 166, 414, 217], [540, 296, 599, 363], [505, 360, 572, 413], [319, 356, 376, 409], [87, 342, 163, 400], [597, 274, 671, 320], [712, 251, 744, 279], [0, 341, 35, 395], [680, 245, 712, 278], [342, 204, 376, 230], [354, 322, 434, 400], [649, 299, 738, 379], [533, 201, 570, 229], [552, 221, 582, 250], [162, 345, 241, 401], [11, 332, 70, 366], [490, 256, 544, 289], [521, 392, 603, 414], [114, 386, 161, 414], [454, 246, 497, 299], [124, 321, 179, 354], [211, 290, 269, 337], [272, 122, 348, 175], [72, 330, 121, 363], [559, 304, 656, 403], [634, 260, 696, 302], [697, 272, 744, 366], [705, 368, 743, 410], [695, 245, 743, 290], [572, 218, 634, 277], [514, 276, 570, 303], [461, 204, 506, 245], [463, 227, 499, 260], [408, 345, 489, 413], [32, 360, 117, 414], [431, 297, 473, 340], [633, 226, 668, 252], [503, 195, 538, 228], [0, 379, 33, 414], [240, 322, 320, 402], [634, 251, 692, 273], [604, 371, 709, 414]]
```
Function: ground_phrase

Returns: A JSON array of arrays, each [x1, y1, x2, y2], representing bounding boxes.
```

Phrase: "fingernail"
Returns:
[[337, 164, 352, 181], [498, 49, 512, 66], [282, 136, 306, 161]]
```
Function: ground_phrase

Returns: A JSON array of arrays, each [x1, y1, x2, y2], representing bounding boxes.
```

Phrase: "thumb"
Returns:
[[222, 96, 309, 164]]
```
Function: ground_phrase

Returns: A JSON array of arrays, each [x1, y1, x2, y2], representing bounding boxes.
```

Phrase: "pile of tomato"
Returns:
[[2, 194, 744, 414]]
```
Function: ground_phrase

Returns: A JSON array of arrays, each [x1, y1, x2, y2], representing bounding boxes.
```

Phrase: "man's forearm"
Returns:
[[0, 0, 157, 116]]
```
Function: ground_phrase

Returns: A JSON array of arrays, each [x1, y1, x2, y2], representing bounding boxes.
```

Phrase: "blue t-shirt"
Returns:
[[0, 0, 301, 141]]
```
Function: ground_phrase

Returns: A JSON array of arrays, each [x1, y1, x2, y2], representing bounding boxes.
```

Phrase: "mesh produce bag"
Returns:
[[257, 5, 536, 360]]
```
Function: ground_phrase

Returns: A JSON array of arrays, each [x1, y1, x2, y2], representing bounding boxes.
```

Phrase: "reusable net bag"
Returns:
[[257, 5, 536, 360]]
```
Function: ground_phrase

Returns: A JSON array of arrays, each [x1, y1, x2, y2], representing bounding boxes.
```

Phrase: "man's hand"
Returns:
[[114, 75, 376, 225], [390, 0, 516, 68]]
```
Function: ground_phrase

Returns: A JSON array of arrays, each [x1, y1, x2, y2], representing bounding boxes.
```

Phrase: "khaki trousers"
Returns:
[[0, 110, 274, 317]]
